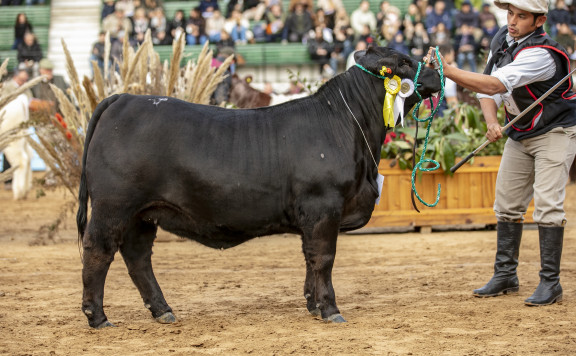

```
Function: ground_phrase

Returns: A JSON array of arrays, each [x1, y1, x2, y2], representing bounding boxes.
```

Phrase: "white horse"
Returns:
[[0, 94, 33, 200]]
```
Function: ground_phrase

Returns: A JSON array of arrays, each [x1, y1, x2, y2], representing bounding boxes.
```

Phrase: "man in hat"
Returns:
[[31, 58, 69, 114], [426, 0, 576, 306]]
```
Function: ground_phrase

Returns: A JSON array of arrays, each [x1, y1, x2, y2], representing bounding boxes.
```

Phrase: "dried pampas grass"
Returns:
[[15, 31, 232, 243]]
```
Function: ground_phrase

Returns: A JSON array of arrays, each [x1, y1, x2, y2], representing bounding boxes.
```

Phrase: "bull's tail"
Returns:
[[77, 94, 121, 247]]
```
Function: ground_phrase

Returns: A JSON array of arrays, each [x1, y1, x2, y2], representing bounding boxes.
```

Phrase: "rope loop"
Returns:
[[410, 47, 445, 208]]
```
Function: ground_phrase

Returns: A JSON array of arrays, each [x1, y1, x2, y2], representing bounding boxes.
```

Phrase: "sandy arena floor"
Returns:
[[1, 181, 575, 355]]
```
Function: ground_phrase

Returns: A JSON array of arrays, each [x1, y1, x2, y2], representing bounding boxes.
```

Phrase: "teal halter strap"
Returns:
[[354, 63, 388, 80]]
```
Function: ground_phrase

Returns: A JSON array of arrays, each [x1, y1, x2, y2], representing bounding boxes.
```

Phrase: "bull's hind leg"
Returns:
[[119, 219, 175, 324], [301, 215, 346, 323], [81, 218, 120, 329]]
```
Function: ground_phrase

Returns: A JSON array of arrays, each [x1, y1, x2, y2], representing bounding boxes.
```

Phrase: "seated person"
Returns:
[[17, 31, 42, 77]]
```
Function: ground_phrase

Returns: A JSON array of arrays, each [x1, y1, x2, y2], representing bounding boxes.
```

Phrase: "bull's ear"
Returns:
[[355, 46, 388, 75], [353, 50, 367, 63]]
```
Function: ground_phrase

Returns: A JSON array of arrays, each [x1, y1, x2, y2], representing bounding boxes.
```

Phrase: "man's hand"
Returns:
[[486, 122, 503, 142], [424, 47, 445, 70]]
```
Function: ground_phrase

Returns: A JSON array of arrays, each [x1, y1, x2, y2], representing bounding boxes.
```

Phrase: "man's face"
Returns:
[[506, 5, 547, 40], [39, 68, 53, 80], [14, 71, 28, 86]]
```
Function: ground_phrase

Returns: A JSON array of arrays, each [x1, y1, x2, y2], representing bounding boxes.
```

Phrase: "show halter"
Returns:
[[354, 47, 446, 209]]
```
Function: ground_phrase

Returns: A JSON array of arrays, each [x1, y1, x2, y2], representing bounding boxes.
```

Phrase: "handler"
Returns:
[[425, 0, 576, 306]]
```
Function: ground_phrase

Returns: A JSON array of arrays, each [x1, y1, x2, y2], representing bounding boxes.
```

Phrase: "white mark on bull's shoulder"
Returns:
[[321, 153, 325, 159], [148, 98, 168, 106]]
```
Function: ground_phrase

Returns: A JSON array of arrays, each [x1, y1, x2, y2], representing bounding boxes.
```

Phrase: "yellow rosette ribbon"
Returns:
[[383, 75, 401, 128]]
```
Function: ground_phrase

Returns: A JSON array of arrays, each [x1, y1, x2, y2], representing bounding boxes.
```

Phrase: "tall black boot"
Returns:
[[524, 225, 563, 306], [473, 221, 523, 297]]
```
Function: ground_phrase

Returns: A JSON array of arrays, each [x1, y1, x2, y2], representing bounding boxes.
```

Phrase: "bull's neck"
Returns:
[[313, 72, 387, 170], [330, 72, 388, 144]]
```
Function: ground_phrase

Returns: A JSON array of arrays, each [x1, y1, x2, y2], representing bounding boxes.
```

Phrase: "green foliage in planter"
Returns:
[[381, 102, 506, 174]]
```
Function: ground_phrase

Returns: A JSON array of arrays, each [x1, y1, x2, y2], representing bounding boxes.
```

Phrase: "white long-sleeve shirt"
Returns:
[[477, 31, 556, 109]]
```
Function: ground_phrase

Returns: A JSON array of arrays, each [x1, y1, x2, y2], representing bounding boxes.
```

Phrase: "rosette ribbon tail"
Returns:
[[393, 79, 415, 127], [383, 75, 401, 128]]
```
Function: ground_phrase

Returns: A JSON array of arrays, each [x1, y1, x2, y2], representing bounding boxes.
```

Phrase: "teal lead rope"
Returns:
[[355, 50, 445, 208], [410, 48, 445, 208]]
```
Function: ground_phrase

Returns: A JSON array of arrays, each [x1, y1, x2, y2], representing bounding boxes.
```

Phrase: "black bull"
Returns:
[[77, 47, 441, 328]]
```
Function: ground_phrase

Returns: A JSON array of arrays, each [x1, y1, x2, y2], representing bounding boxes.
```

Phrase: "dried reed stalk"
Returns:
[[166, 33, 185, 96]]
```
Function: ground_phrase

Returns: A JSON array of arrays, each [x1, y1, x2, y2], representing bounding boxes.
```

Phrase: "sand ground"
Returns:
[[1, 182, 575, 355]]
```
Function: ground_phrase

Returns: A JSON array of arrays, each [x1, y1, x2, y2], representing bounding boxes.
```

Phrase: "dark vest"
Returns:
[[484, 26, 576, 141]]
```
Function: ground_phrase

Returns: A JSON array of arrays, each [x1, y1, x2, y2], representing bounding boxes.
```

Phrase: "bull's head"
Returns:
[[354, 46, 442, 122]]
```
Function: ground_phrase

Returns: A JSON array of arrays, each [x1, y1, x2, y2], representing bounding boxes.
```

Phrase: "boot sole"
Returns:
[[473, 287, 519, 298], [524, 294, 563, 306]]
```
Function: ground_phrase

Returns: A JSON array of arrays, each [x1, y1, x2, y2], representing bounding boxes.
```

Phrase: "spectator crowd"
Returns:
[[1, 3, 68, 102], [89, 0, 510, 79], [5, 0, 576, 82]]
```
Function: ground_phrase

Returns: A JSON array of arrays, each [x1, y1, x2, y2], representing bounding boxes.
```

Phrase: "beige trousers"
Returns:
[[494, 125, 576, 226]]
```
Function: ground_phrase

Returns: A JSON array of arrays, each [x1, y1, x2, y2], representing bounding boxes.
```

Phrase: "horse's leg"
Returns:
[[23, 142, 33, 195], [3, 139, 29, 200], [119, 219, 175, 324]]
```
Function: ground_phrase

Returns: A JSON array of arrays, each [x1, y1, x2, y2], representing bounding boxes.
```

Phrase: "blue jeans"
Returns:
[[186, 34, 207, 45], [457, 51, 476, 72], [231, 26, 247, 43]]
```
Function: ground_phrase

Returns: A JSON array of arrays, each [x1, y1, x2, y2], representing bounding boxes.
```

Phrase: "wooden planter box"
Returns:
[[364, 156, 535, 231]]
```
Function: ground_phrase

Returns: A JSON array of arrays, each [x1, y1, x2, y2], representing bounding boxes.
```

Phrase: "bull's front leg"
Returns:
[[301, 215, 346, 323]]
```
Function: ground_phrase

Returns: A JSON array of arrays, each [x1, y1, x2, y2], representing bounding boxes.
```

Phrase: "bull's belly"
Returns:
[[139, 202, 294, 249]]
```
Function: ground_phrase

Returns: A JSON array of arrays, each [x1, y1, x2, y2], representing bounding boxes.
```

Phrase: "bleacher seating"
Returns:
[[163, 1, 200, 16], [0, 5, 51, 27], [156, 0, 415, 69], [341, 0, 413, 16], [0, 5, 51, 73], [0, 26, 49, 51], [0, 1, 419, 74], [155, 42, 311, 67], [0, 50, 17, 72]]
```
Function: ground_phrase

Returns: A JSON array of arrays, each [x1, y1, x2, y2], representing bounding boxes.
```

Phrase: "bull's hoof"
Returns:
[[309, 308, 321, 317], [95, 320, 116, 329], [323, 314, 347, 323], [155, 312, 176, 324]]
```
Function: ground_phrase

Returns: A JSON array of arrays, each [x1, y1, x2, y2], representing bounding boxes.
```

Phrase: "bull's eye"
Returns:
[[400, 59, 411, 68]]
